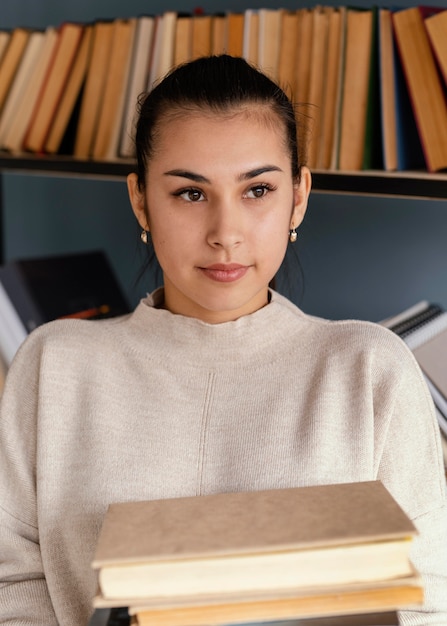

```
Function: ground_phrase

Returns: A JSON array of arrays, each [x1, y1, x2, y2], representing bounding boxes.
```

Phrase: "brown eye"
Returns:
[[175, 188, 205, 202], [246, 184, 273, 199]]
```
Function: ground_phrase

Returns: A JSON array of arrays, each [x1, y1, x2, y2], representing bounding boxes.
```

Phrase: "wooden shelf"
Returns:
[[1, 153, 447, 199]]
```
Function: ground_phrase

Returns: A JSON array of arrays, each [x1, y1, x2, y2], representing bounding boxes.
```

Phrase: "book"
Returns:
[[392, 7, 447, 172], [1, 27, 58, 153], [130, 588, 416, 625], [425, 9, 447, 86], [23, 22, 84, 153], [0, 30, 11, 62], [44, 25, 94, 155], [306, 6, 331, 169], [211, 13, 226, 56], [378, 8, 398, 171], [74, 20, 114, 159], [225, 12, 244, 57], [0, 28, 30, 116], [278, 10, 299, 100], [318, 6, 346, 170], [119, 16, 155, 158], [257, 9, 282, 82], [173, 14, 192, 66], [92, 18, 137, 161], [146, 12, 176, 92], [191, 14, 212, 60], [92, 481, 418, 602], [89, 608, 400, 626], [242, 9, 259, 65], [0, 30, 46, 147], [338, 7, 374, 171], [362, 7, 383, 171], [0, 251, 130, 363]]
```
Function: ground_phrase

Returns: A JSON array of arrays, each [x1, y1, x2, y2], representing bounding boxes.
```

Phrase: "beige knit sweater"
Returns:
[[0, 289, 446, 625]]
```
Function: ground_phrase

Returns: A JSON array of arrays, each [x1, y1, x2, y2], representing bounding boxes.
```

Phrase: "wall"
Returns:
[[2, 0, 447, 320]]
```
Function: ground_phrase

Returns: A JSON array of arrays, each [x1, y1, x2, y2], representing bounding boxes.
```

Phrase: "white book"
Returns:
[[119, 16, 155, 158], [0, 282, 28, 366]]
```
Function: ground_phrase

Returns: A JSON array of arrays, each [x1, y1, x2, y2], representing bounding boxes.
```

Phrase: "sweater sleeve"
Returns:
[[376, 337, 447, 625], [0, 336, 58, 624]]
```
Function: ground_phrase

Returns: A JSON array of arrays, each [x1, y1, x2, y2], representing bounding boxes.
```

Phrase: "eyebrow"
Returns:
[[163, 165, 283, 184]]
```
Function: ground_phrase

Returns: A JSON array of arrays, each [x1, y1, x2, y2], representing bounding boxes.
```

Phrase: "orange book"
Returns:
[[44, 26, 94, 155], [425, 10, 447, 86], [225, 12, 244, 57], [211, 14, 226, 56], [306, 6, 331, 169], [378, 8, 398, 171], [338, 8, 374, 171], [0, 28, 30, 115], [191, 14, 212, 59], [174, 14, 192, 66], [24, 22, 84, 153], [257, 9, 282, 82], [74, 20, 114, 159], [278, 11, 299, 100], [92, 18, 137, 161], [393, 7, 447, 172], [242, 9, 259, 65], [317, 7, 346, 170]]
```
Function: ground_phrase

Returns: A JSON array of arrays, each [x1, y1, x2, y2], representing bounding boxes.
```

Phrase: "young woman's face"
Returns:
[[128, 109, 311, 323]]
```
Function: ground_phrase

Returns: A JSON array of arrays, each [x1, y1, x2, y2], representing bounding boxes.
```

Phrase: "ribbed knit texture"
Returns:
[[0, 289, 446, 625]]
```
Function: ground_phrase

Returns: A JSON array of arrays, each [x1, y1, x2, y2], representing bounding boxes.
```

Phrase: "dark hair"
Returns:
[[134, 54, 302, 190]]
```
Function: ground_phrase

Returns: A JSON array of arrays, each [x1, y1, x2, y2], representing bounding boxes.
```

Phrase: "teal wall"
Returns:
[[2, 1, 447, 320]]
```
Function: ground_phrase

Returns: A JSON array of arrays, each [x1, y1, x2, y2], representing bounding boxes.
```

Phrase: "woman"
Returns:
[[0, 55, 446, 625]]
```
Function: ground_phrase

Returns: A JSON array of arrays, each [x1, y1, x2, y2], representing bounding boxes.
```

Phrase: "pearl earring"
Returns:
[[140, 229, 149, 244], [289, 228, 297, 243]]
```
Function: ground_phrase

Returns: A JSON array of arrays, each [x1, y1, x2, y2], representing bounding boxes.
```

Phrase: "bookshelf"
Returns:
[[1, 154, 447, 198]]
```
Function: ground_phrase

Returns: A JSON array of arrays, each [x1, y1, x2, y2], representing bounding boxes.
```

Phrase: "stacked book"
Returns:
[[381, 300, 447, 464], [2, 6, 447, 172], [91, 481, 423, 626]]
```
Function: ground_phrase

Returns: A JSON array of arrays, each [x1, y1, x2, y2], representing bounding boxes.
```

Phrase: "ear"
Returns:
[[290, 166, 311, 231], [127, 172, 149, 230]]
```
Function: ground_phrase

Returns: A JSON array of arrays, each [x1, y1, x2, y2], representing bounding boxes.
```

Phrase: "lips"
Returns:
[[200, 263, 249, 283]]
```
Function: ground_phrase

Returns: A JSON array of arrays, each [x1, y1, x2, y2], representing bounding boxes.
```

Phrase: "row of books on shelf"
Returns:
[[1, 5, 447, 172], [88, 481, 422, 626]]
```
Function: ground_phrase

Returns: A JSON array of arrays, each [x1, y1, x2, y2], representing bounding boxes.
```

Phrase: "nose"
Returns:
[[206, 198, 244, 250]]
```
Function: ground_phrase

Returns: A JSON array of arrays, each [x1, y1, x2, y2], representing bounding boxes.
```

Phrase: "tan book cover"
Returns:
[[191, 14, 212, 60], [92, 18, 137, 161], [147, 12, 176, 91], [257, 9, 283, 82], [74, 20, 114, 159], [211, 14, 226, 56], [338, 8, 373, 171], [174, 15, 192, 66], [392, 7, 447, 172], [23, 22, 84, 153], [278, 11, 299, 100], [93, 481, 417, 601], [0, 31, 45, 146], [45, 25, 93, 155], [294, 8, 313, 105], [2, 27, 58, 153], [0, 28, 30, 115], [425, 10, 447, 86], [225, 13, 244, 57], [306, 6, 331, 169]]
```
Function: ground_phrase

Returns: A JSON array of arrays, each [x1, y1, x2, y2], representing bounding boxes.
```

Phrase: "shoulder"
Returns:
[[270, 290, 424, 380]]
